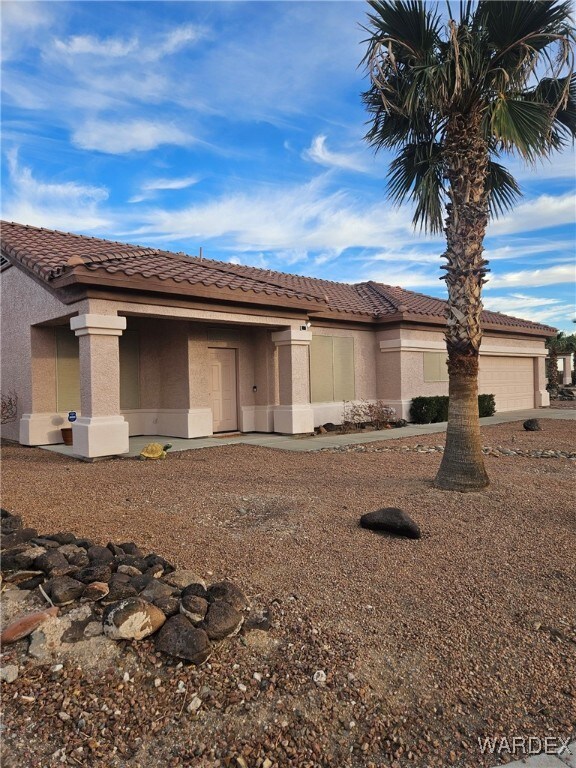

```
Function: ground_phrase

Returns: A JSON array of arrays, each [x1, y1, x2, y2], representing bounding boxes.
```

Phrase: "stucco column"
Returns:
[[533, 356, 550, 408], [271, 328, 314, 434], [561, 354, 572, 386], [70, 314, 129, 458]]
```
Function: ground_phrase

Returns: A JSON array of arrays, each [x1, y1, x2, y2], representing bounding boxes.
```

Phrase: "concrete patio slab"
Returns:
[[39, 407, 575, 460]]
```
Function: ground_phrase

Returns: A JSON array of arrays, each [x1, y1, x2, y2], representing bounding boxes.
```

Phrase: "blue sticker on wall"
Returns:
[[68, 411, 77, 423]]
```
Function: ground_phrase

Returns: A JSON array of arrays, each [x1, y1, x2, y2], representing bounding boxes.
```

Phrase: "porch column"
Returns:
[[561, 354, 572, 386], [533, 356, 550, 408], [70, 314, 129, 458], [271, 328, 314, 434]]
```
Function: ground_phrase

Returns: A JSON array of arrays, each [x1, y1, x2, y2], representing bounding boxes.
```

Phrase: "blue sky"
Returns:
[[2, 1, 575, 332]]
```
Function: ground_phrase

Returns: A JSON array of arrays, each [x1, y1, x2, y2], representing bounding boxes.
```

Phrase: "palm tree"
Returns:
[[547, 331, 576, 390], [362, 0, 576, 491]]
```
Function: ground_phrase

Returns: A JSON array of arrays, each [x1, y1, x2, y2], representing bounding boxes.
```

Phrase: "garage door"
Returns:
[[478, 356, 534, 411]]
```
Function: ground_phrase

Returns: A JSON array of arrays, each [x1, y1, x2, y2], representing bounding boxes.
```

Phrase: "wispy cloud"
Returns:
[[128, 176, 419, 257], [2, 149, 110, 231], [72, 120, 193, 154], [485, 264, 575, 289], [488, 192, 576, 235], [483, 293, 575, 328], [303, 135, 368, 173], [54, 34, 138, 58], [1, 1, 55, 62], [129, 175, 200, 203]]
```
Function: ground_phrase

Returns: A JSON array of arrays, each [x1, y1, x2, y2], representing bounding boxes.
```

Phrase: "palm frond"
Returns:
[[387, 142, 445, 232], [486, 96, 554, 160], [485, 161, 522, 218]]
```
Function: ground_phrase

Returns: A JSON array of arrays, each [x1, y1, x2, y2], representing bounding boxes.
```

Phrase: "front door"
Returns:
[[208, 348, 238, 432]]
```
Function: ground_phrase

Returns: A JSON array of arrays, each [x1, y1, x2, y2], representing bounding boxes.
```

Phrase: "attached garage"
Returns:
[[479, 356, 535, 411]]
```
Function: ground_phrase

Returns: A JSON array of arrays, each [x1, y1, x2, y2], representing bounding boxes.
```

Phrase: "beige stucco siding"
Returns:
[[0, 267, 88, 440]]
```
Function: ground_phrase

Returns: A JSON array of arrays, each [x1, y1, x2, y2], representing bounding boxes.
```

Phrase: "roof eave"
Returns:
[[49, 267, 329, 313]]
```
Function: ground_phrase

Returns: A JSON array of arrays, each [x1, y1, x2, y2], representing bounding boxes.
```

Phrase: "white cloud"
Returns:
[[483, 293, 574, 328], [484, 240, 576, 262], [72, 120, 193, 154], [153, 25, 206, 59], [303, 135, 368, 173], [1, 1, 55, 62], [142, 176, 199, 192], [485, 264, 575, 289], [128, 177, 419, 256], [54, 35, 137, 57], [488, 193, 576, 236], [2, 150, 110, 231]]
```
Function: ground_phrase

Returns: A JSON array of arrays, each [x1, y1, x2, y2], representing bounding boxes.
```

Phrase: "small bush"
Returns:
[[410, 394, 496, 423], [478, 393, 496, 417], [342, 400, 396, 430], [409, 396, 441, 424]]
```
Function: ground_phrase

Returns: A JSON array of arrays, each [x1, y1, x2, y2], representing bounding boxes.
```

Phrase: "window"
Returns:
[[310, 335, 355, 402], [423, 352, 449, 382], [56, 327, 80, 411]]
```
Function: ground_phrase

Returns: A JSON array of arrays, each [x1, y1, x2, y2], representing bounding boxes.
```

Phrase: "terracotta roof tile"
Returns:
[[0, 221, 556, 334]]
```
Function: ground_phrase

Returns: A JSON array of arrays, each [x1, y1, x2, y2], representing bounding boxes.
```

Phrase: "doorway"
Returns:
[[208, 348, 238, 432]]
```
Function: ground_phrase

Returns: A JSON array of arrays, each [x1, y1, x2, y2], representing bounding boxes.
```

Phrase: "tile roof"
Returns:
[[0, 221, 556, 334]]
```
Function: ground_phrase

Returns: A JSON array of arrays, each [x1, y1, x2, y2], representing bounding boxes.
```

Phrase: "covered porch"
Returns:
[[20, 307, 316, 460]]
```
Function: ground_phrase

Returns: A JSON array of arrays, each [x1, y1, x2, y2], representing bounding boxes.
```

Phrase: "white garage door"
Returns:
[[479, 356, 534, 411]]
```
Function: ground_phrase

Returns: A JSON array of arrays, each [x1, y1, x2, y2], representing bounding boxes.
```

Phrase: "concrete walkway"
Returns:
[[41, 407, 575, 459], [501, 741, 575, 767]]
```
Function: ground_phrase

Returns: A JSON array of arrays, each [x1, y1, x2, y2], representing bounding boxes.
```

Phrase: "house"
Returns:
[[0, 221, 554, 459]]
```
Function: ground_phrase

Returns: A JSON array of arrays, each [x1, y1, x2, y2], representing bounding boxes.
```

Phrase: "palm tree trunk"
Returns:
[[434, 112, 490, 491], [435, 353, 488, 491], [547, 350, 559, 391]]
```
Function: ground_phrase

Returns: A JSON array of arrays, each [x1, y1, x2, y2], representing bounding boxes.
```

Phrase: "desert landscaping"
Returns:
[[1, 416, 575, 768]]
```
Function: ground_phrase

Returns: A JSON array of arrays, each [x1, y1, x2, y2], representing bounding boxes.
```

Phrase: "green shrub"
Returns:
[[410, 394, 496, 423], [478, 393, 496, 417], [409, 397, 438, 424]]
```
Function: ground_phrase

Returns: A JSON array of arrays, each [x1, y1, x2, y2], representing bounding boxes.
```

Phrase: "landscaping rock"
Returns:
[[44, 532, 76, 545], [34, 549, 73, 577], [139, 579, 176, 604], [118, 542, 144, 557], [58, 544, 89, 568], [0, 514, 22, 534], [153, 594, 180, 617], [103, 582, 138, 603], [181, 582, 210, 601], [102, 598, 166, 640], [81, 581, 110, 602], [46, 576, 85, 605], [202, 601, 244, 641], [0, 665, 19, 683], [208, 580, 250, 612], [180, 594, 209, 624], [523, 419, 542, 431], [106, 542, 125, 557], [75, 565, 113, 584], [130, 573, 154, 593], [117, 564, 143, 577], [86, 545, 114, 566], [360, 508, 421, 539], [164, 570, 207, 590], [154, 615, 212, 664], [2, 545, 46, 571], [1, 528, 38, 550]]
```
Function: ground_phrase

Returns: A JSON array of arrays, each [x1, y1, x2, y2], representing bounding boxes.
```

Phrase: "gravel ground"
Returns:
[[1, 418, 575, 768]]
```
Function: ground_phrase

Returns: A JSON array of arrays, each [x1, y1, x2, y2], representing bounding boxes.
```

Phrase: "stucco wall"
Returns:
[[0, 267, 89, 440]]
